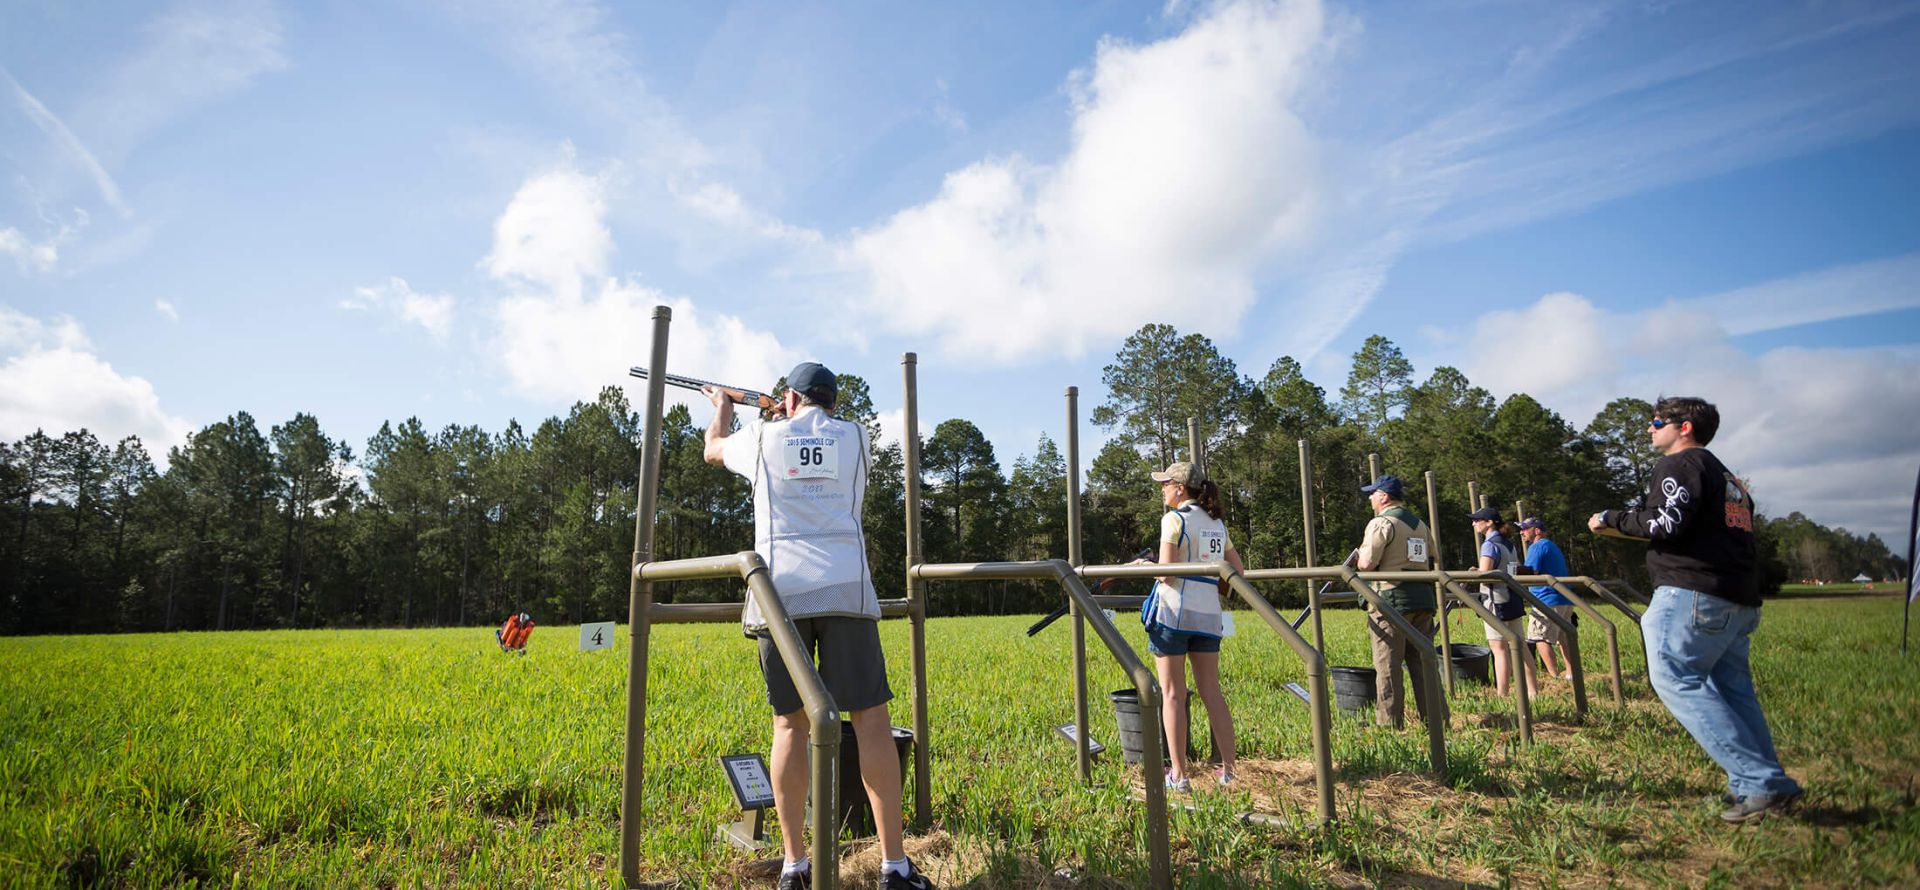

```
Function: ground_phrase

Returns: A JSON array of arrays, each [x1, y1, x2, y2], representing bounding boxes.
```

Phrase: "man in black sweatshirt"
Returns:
[[1590, 396, 1803, 823]]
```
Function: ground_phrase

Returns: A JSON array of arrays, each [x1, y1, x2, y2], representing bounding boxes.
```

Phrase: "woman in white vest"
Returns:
[[1143, 461, 1246, 792]]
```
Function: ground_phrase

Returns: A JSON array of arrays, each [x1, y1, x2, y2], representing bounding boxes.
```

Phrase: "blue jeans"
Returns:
[[1643, 586, 1801, 798]]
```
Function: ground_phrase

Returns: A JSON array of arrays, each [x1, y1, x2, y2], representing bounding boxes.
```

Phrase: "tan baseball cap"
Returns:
[[1150, 461, 1205, 488]]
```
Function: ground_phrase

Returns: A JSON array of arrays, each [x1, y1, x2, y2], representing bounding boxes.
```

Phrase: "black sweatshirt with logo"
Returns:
[[1604, 447, 1760, 607]]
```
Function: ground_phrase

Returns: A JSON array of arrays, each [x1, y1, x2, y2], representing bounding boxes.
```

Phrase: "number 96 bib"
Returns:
[[783, 435, 840, 479]]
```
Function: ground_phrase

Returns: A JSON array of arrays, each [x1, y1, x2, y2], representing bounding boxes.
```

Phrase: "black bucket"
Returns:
[[1439, 643, 1493, 685], [1108, 688, 1195, 765], [1330, 666, 1377, 714], [836, 722, 914, 838]]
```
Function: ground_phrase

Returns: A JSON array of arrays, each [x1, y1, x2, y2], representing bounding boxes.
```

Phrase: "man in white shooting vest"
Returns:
[[704, 362, 935, 890]]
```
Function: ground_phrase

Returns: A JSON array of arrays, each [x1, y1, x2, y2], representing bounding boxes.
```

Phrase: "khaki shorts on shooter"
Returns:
[[1483, 615, 1526, 644], [1528, 604, 1575, 643], [756, 615, 893, 716]]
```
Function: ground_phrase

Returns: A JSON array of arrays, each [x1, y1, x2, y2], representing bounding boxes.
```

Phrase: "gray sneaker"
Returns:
[[1721, 790, 1803, 824]]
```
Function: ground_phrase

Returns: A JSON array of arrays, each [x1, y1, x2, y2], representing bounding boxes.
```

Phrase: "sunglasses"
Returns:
[[1650, 417, 1677, 430]]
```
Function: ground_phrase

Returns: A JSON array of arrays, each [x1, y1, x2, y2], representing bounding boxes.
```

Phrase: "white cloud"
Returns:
[[1261, 2, 1920, 361], [874, 408, 933, 450], [929, 79, 967, 136], [445, 0, 817, 253], [1682, 252, 1920, 337], [847, 0, 1327, 362], [1447, 291, 1920, 543], [0, 306, 190, 448], [154, 299, 179, 322], [481, 162, 797, 405], [482, 163, 612, 302], [671, 180, 823, 246], [342, 277, 456, 343], [1465, 292, 1619, 396], [0, 227, 60, 274], [70, 0, 288, 164], [2, 1, 286, 271], [4, 71, 129, 219]]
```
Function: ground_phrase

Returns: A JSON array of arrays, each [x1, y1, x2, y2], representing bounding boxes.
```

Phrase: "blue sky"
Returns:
[[3, 0, 1918, 545]]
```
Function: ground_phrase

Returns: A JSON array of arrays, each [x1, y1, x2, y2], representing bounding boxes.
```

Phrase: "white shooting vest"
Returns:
[[735, 408, 878, 633], [1144, 503, 1227, 637]]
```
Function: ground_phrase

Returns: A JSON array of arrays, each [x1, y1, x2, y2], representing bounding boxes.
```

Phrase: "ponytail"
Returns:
[[1185, 479, 1225, 520]]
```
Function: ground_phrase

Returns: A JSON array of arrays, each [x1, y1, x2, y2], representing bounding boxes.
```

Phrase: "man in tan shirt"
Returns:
[[1355, 475, 1447, 729]]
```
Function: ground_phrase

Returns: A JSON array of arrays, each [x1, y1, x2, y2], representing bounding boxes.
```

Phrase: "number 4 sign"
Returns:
[[579, 621, 616, 652]]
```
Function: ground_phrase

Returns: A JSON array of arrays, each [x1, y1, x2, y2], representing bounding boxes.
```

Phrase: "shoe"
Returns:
[[1721, 789, 1804, 824], [1164, 774, 1191, 793], [778, 868, 812, 890], [879, 862, 936, 890], [1216, 768, 1236, 787]]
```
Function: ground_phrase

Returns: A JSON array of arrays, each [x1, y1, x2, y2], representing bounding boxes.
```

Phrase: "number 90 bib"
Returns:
[[783, 435, 840, 480]]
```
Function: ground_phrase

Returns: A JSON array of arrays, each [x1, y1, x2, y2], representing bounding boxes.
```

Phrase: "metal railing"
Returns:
[[1443, 569, 1589, 721], [1082, 562, 1345, 815], [628, 553, 843, 890], [910, 558, 1175, 889], [1231, 565, 1446, 775], [1509, 573, 1626, 706]]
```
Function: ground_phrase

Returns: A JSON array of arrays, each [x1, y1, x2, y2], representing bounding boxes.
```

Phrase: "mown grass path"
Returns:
[[3, 595, 1916, 887]]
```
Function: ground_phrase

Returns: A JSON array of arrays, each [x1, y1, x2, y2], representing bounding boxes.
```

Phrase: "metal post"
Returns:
[[619, 307, 671, 887], [1438, 572, 1533, 746], [1066, 386, 1091, 782], [1425, 472, 1454, 695], [902, 353, 931, 829], [1188, 416, 1203, 475], [1298, 440, 1324, 655]]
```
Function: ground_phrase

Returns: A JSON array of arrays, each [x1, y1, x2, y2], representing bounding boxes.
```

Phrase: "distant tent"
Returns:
[[1854, 573, 1873, 583]]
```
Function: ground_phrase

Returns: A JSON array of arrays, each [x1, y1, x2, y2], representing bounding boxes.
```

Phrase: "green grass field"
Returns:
[[4, 593, 1918, 888]]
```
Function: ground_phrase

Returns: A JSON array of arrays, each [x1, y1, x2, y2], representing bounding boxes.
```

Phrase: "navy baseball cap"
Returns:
[[1468, 507, 1501, 522], [1517, 517, 1545, 530], [787, 362, 836, 401], [1360, 474, 1404, 498]]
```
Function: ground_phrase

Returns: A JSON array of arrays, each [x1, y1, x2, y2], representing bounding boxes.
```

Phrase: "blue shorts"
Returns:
[[1146, 624, 1222, 657]]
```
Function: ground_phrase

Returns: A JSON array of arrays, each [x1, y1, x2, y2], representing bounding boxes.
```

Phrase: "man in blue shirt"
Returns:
[[1518, 518, 1575, 680]]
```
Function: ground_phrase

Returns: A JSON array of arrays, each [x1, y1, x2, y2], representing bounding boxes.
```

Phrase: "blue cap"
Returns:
[[1517, 517, 1544, 530], [1360, 474, 1404, 498], [1468, 506, 1501, 522], [787, 362, 836, 403]]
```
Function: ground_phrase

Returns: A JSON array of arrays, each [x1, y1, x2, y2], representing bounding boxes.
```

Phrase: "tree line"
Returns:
[[1, 327, 1905, 635]]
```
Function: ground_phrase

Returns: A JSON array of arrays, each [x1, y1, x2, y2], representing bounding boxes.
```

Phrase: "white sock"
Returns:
[[783, 857, 810, 876], [883, 857, 911, 877]]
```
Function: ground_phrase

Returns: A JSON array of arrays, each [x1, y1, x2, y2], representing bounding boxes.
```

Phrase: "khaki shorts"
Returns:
[[756, 616, 893, 715], [1482, 615, 1526, 643], [1528, 605, 1576, 643]]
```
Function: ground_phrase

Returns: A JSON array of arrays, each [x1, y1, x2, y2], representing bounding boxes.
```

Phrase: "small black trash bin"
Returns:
[[836, 722, 914, 838], [1438, 643, 1493, 685], [1330, 666, 1377, 715], [1108, 688, 1197, 765]]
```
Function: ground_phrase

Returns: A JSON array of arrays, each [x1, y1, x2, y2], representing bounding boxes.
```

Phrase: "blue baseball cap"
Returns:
[[1360, 474, 1404, 498], [1517, 517, 1545, 531], [1468, 507, 1501, 522], [787, 362, 836, 402]]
